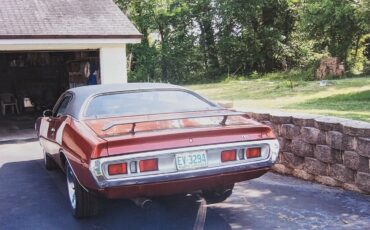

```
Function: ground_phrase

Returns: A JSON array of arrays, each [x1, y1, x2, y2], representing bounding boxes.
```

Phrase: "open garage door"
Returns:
[[0, 50, 99, 142]]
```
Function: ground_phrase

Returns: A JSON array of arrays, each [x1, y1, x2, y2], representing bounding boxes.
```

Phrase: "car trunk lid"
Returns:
[[83, 110, 274, 156]]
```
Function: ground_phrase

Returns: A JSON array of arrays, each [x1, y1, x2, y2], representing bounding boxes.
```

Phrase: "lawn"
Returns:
[[188, 76, 370, 122]]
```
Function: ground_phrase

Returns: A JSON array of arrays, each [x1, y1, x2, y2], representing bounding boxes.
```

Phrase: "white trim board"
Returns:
[[0, 38, 141, 51]]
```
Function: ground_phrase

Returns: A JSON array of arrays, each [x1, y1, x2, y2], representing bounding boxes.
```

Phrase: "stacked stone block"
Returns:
[[247, 112, 370, 194]]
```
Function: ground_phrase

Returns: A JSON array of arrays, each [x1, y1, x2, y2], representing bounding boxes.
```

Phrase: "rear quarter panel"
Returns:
[[61, 118, 108, 189]]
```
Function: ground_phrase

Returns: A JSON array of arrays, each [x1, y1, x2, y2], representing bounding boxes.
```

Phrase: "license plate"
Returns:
[[176, 151, 208, 171]]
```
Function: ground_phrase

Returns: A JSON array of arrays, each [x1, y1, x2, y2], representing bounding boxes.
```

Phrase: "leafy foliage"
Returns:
[[115, 0, 370, 83], [300, 0, 363, 62]]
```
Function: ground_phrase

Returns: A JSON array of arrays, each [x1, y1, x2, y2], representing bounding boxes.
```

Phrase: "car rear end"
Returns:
[[86, 121, 279, 199], [81, 87, 279, 199]]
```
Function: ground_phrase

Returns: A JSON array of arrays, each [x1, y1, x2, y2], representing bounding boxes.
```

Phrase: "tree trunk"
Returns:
[[197, 2, 219, 79], [202, 18, 219, 70], [260, 6, 277, 72], [198, 20, 209, 70], [158, 24, 169, 82], [353, 34, 361, 62]]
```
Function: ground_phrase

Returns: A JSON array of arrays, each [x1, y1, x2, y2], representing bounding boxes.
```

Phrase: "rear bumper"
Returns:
[[98, 166, 270, 199], [87, 139, 279, 198]]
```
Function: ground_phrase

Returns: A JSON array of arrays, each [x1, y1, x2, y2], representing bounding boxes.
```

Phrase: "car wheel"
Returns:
[[65, 162, 99, 218], [43, 150, 57, 170], [202, 184, 234, 204]]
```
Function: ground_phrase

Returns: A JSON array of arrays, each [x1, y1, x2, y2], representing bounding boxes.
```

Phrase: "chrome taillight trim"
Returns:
[[89, 139, 279, 188]]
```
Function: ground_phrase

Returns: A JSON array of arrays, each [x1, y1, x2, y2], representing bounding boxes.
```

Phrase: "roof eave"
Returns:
[[0, 34, 143, 39]]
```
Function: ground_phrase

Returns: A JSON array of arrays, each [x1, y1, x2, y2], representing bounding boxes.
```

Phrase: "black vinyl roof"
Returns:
[[63, 83, 189, 119]]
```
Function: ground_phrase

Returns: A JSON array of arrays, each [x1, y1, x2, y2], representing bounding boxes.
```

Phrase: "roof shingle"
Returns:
[[0, 0, 142, 39]]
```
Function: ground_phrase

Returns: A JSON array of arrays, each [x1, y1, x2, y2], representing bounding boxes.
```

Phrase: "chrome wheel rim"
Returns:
[[66, 165, 76, 209]]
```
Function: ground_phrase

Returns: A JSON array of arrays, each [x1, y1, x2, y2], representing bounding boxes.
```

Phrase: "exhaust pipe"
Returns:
[[131, 197, 153, 209]]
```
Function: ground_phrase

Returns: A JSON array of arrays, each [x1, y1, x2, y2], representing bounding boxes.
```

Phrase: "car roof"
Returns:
[[67, 83, 185, 96], [63, 83, 191, 119]]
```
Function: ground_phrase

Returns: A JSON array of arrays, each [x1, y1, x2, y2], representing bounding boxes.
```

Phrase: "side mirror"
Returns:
[[43, 109, 53, 117], [217, 101, 234, 109]]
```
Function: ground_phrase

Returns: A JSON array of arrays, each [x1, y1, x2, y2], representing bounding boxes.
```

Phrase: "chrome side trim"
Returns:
[[89, 139, 279, 188]]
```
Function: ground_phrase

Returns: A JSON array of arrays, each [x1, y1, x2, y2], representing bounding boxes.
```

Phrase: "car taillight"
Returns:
[[246, 148, 261, 158], [108, 163, 127, 175], [139, 159, 158, 172], [221, 149, 237, 162]]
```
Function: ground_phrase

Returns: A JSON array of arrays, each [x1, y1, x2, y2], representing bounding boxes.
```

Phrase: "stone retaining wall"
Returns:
[[247, 112, 370, 194]]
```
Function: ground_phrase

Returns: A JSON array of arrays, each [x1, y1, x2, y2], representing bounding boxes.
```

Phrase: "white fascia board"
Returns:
[[0, 38, 141, 51]]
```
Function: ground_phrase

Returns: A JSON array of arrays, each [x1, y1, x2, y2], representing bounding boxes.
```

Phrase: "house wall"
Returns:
[[99, 46, 127, 84], [247, 111, 370, 194]]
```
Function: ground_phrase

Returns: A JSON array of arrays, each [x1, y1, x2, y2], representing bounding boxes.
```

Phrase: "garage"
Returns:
[[0, 0, 141, 142]]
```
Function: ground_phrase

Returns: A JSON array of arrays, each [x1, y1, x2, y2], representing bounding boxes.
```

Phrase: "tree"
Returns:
[[217, 0, 297, 73], [115, 0, 367, 83], [189, 0, 220, 78], [300, 0, 363, 62]]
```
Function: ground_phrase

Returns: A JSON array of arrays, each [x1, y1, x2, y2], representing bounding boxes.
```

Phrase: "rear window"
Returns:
[[85, 90, 216, 118]]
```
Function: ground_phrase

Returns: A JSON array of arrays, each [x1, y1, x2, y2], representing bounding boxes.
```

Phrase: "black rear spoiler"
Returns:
[[101, 110, 247, 134]]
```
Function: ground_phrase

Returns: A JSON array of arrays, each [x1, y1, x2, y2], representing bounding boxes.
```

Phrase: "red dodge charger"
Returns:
[[36, 83, 279, 218]]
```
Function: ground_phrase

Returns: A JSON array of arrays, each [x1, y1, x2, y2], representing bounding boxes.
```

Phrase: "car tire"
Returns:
[[65, 162, 99, 218], [202, 184, 234, 204], [43, 150, 57, 170]]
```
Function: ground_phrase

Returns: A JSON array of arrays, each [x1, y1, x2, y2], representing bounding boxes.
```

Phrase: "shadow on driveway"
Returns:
[[1, 141, 370, 229], [0, 159, 230, 230]]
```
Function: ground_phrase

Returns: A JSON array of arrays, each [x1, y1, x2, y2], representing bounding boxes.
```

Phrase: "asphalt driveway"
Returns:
[[0, 141, 369, 230]]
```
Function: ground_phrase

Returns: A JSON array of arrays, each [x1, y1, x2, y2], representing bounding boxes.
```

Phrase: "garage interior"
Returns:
[[0, 50, 99, 141]]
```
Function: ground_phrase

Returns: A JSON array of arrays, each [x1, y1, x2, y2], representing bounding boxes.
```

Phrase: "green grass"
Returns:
[[187, 76, 370, 122]]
